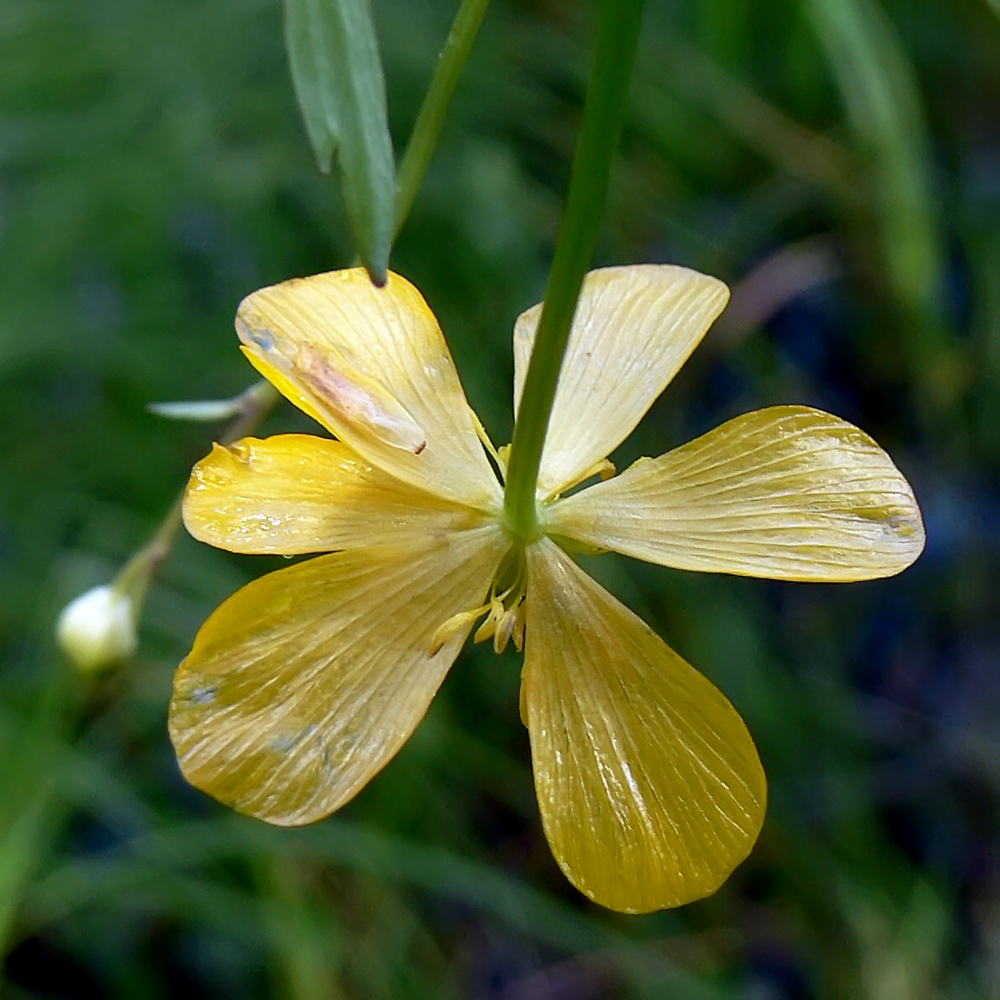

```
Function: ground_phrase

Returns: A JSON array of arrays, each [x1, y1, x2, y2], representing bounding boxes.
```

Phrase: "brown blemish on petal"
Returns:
[[297, 344, 428, 455]]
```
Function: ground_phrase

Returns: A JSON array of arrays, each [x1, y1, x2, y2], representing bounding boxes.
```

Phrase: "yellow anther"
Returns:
[[556, 457, 616, 495], [469, 408, 508, 482], [430, 603, 491, 656], [439, 546, 528, 656], [496, 444, 512, 479], [511, 600, 526, 652]]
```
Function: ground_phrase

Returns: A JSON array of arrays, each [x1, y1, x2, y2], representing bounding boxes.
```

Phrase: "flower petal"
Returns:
[[548, 406, 925, 582], [513, 265, 729, 497], [237, 269, 500, 508], [184, 435, 491, 555], [522, 539, 765, 913], [170, 527, 508, 826]]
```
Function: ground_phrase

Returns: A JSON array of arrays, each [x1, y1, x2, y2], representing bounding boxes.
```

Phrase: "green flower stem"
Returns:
[[117, 380, 281, 609], [115, 494, 185, 610], [393, 0, 492, 240], [502, 0, 645, 542], [219, 380, 281, 446]]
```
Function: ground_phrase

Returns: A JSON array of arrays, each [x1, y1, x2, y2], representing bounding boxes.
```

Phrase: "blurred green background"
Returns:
[[3, 0, 1000, 996]]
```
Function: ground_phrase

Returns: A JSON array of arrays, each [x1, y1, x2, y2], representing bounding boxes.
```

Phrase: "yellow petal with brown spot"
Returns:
[[522, 538, 766, 913], [237, 269, 501, 508], [169, 526, 507, 826], [184, 435, 491, 555], [548, 406, 925, 582]]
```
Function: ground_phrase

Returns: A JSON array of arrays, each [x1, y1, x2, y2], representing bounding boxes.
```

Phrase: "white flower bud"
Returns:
[[56, 585, 137, 672]]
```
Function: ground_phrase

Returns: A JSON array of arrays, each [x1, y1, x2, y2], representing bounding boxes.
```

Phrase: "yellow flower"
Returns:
[[171, 265, 924, 913]]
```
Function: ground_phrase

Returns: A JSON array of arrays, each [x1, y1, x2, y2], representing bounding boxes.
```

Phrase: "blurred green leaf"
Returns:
[[806, 0, 944, 332], [24, 817, 725, 996], [0, 677, 76, 957], [285, 0, 395, 283], [259, 856, 344, 1000], [837, 877, 951, 1000], [648, 35, 858, 201]]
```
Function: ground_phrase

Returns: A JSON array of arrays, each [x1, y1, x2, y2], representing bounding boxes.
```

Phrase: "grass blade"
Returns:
[[806, 0, 944, 331]]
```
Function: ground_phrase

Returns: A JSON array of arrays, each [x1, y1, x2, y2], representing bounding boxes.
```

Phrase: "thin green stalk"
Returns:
[[115, 494, 184, 611], [393, 0, 492, 239], [119, 381, 280, 605], [502, 0, 645, 542]]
